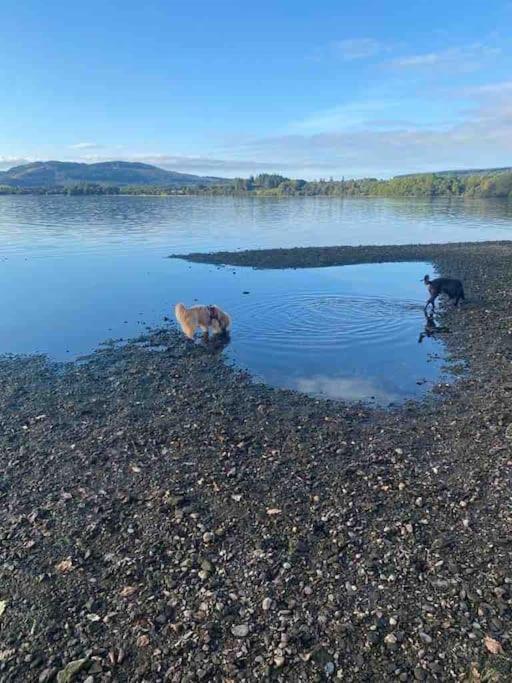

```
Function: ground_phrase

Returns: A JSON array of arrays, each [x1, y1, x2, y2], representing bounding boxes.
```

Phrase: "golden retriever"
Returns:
[[174, 303, 231, 339]]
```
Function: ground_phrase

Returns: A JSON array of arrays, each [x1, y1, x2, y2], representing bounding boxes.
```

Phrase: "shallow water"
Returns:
[[1, 195, 510, 402]]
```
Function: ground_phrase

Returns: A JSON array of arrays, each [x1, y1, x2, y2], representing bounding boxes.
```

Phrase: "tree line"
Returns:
[[189, 172, 512, 198], [1, 171, 512, 198]]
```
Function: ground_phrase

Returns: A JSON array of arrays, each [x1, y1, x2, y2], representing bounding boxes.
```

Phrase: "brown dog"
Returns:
[[174, 303, 231, 339]]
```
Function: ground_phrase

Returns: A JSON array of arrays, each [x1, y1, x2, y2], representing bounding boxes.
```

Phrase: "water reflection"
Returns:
[[1, 194, 507, 403], [294, 375, 400, 404], [1, 195, 511, 258], [418, 312, 451, 344], [0, 251, 450, 404], [199, 329, 232, 353]]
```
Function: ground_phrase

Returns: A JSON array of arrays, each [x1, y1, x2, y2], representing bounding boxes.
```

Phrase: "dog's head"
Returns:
[[422, 274, 430, 285], [174, 303, 187, 319]]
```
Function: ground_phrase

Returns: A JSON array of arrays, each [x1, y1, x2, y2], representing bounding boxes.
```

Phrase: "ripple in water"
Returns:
[[231, 292, 422, 353], [220, 262, 448, 404], [0, 225, 448, 404]]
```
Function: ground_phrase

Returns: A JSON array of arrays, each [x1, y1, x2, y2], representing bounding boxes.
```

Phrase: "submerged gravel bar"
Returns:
[[1, 241, 512, 681]]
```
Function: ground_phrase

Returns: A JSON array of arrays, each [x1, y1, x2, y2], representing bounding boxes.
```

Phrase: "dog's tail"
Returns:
[[174, 302, 187, 323]]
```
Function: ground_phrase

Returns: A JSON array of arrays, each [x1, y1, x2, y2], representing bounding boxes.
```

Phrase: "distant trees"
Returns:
[[1, 171, 512, 198]]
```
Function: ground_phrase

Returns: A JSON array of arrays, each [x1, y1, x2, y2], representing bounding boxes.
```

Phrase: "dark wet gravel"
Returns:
[[1, 241, 512, 681]]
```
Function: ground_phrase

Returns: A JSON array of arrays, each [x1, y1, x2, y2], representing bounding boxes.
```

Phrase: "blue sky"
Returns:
[[1, 0, 512, 178]]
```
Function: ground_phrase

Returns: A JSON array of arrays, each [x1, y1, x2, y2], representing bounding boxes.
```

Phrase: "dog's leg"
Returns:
[[182, 322, 196, 339], [424, 296, 435, 314], [210, 319, 222, 335], [198, 324, 209, 341]]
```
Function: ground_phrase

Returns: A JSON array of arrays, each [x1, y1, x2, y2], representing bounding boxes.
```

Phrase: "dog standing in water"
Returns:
[[423, 274, 464, 312], [174, 303, 231, 339]]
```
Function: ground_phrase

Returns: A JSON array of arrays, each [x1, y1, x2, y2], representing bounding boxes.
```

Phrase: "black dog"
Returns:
[[423, 274, 464, 312]]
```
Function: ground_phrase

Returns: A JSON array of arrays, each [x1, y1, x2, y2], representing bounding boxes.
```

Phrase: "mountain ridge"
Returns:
[[396, 166, 512, 178], [0, 160, 228, 188]]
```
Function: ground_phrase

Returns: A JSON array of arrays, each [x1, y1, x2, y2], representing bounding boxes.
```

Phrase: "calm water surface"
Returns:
[[1, 195, 511, 403]]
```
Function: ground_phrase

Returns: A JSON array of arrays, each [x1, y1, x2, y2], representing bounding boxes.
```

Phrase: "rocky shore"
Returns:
[[1, 241, 512, 681]]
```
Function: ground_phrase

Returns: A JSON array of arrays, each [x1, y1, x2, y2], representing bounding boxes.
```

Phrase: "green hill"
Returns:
[[397, 166, 512, 179], [0, 161, 227, 188]]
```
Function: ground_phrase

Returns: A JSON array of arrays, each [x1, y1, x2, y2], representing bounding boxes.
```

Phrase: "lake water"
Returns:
[[1, 195, 511, 403]]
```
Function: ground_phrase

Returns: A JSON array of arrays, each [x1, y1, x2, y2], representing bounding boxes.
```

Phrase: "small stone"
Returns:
[[415, 497, 423, 507], [324, 662, 335, 676], [56, 659, 88, 683], [88, 662, 102, 675], [419, 631, 432, 644], [262, 598, 272, 611], [200, 559, 213, 573], [231, 624, 249, 638], [119, 585, 137, 598], [384, 633, 398, 647], [274, 655, 285, 668], [367, 631, 380, 645], [55, 559, 73, 574], [39, 670, 58, 683], [136, 634, 150, 648], [202, 532, 214, 543]]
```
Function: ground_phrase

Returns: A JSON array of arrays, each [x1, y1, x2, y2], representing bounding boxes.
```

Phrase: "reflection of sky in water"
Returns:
[[0, 254, 444, 404], [295, 376, 401, 404], [0, 194, 481, 403], [1, 195, 512, 257]]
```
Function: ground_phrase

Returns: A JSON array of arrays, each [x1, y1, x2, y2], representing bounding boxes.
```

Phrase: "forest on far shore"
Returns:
[[2, 170, 512, 198]]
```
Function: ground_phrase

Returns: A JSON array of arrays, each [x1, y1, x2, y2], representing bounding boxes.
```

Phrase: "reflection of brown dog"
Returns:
[[174, 303, 231, 339]]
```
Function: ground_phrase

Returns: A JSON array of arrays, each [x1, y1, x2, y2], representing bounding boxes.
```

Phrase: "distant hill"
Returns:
[[0, 161, 228, 188], [397, 166, 512, 179]]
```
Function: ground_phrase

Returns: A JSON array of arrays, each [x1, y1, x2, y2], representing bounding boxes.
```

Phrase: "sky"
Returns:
[[1, 0, 512, 179]]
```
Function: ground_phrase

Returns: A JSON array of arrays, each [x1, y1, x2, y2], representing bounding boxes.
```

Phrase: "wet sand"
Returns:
[[1, 241, 512, 681]]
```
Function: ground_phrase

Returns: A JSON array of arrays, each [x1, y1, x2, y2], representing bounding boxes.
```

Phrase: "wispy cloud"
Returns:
[[289, 100, 396, 133], [0, 157, 30, 171], [388, 44, 501, 72], [459, 80, 512, 96], [69, 142, 102, 150], [236, 79, 512, 178]]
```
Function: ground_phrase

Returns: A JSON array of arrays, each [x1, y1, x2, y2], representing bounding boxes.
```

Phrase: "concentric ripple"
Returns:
[[220, 261, 449, 404], [229, 291, 423, 355]]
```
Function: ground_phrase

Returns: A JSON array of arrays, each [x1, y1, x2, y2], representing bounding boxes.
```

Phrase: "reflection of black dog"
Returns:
[[423, 274, 464, 313], [418, 312, 450, 344]]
